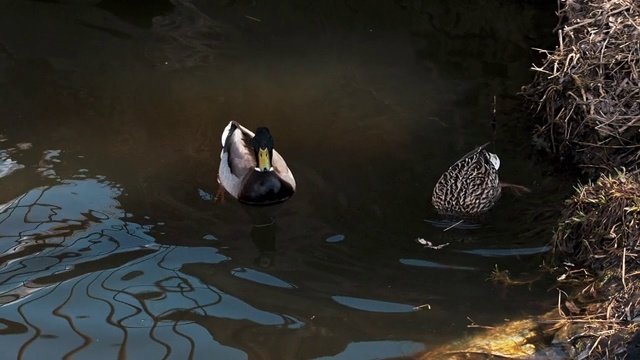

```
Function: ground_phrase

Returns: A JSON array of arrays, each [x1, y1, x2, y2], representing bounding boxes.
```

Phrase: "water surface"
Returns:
[[0, 1, 568, 359]]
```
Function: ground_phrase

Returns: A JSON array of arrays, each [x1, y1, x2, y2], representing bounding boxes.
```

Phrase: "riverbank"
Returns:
[[524, 1, 640, 355], [521, 0, 640, 179]]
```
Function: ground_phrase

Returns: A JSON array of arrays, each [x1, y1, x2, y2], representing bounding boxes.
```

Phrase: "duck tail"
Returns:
[[221, 121, 238, 147]]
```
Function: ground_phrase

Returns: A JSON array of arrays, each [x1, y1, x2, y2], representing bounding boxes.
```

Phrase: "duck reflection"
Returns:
[[247, 206, 278, 268]]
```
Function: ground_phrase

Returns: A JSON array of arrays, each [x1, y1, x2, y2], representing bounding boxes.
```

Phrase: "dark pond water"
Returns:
[[0, 1, 572, 359]]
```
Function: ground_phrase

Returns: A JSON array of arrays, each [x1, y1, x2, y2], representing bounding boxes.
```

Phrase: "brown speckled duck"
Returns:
[[431, 142, 501, 217]]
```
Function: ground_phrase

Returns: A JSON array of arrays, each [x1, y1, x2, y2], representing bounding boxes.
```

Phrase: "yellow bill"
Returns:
[[258, 148, 272, 172]]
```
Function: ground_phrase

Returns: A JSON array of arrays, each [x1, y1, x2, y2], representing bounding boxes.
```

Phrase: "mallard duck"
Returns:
[[431, 142, 501, 217], [217, 121, 296, 205]]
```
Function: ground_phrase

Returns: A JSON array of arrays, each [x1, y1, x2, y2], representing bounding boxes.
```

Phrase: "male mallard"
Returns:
[[217, 121, 296, 205], [431, 142, 501, 217]]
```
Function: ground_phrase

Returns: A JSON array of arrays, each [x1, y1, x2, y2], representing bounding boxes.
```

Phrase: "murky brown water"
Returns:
[[0, 1, 569, 359]]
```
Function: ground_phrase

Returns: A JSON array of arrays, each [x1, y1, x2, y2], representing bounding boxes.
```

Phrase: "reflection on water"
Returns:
[[0, 0, 567, 359], [332, 296, 416, 314], [399, 259, 477, 271]]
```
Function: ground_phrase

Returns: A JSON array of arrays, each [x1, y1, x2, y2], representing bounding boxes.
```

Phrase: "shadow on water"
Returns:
[[0, 0, 570, 359]]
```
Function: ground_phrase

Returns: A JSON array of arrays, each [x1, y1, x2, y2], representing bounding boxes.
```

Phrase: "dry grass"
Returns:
[[521, 0, 640, 178], [551, 170, 640, 359], [524, 1, 640, 356], [554, 171, 640, 270]]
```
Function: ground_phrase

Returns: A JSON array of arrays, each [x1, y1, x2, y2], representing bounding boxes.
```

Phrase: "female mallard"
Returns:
[[431, 142, 501, 217], [217, 121, 296, 205]]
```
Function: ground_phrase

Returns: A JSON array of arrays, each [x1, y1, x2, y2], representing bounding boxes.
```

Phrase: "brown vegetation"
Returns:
[[521, 0, 640, 178], [550, 171, 640, 359]]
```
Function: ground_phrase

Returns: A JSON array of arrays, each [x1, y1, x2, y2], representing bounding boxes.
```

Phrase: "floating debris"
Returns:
[[16, 142, 32, 150], [415, 238, 449, 250]]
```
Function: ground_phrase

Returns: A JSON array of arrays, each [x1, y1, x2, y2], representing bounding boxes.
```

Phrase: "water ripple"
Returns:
[[332, 296, 415, 313], [231, 267, 296, 289], [457, 246, 551, 257]]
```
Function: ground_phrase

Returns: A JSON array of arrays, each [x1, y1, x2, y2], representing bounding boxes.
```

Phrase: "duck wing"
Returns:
[[451, 142, 490, 168], [272, 150, 296, 190], [221, 121, 256, 180]]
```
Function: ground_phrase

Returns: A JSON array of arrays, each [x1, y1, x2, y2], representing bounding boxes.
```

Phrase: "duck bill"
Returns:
[[258, 148, 272, 172]]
